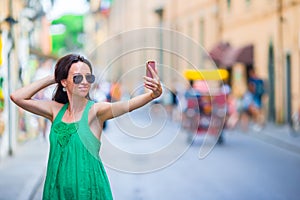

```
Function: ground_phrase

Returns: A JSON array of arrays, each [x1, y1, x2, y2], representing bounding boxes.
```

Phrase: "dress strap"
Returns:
[[77, 100, 101, 155], [82, 100, 95, 120], [53, 103, 69, 123]]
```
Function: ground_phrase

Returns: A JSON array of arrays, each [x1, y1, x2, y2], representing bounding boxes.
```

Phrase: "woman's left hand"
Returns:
[[144, 64, 162, 99]]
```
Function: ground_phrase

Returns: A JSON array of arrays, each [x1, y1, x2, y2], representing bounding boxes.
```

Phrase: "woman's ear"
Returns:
[[61, 79, 67, 88]]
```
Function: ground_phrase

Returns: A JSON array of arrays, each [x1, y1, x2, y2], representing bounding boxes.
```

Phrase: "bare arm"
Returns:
[[101, 92, 154, 120], [10, 75, 57, 120], [99, 64, 162, 120]]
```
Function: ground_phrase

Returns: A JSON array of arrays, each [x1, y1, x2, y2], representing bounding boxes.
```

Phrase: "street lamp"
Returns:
[[9, 19, 17, 157], [2, 15, 18, 156]]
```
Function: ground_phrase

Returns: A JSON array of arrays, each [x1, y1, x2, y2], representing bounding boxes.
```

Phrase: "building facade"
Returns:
[[101, 0, 300, 124], [0, 0, 51, 158], [100, 0, 300, 123], [0, 0, 25, 158], [88, 0, 167, 92], [164, 0, 300, 124]]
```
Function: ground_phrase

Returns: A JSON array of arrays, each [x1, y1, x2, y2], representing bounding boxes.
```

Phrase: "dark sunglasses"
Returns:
[[73, 74, 95, 84]]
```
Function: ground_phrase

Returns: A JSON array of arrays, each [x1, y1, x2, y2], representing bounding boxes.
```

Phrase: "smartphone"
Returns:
[[146, 61, 156, 78]]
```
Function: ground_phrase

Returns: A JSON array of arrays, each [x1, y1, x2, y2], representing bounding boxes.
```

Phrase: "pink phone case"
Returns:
[[146, 61, 155, 78]]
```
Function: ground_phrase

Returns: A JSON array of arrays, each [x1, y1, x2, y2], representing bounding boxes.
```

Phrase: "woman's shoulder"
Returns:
[[92, 101, 111, 115], [93, 101, 111, 109], [50, 101, 67, 117], [51, 100, 65, 109]]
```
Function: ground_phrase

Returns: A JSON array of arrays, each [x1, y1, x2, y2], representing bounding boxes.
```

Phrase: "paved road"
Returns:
[[31, 106, 300, 200], [105, 106, 300, 200], [108, 137, 300, 200], [0, 138, 48, 200]]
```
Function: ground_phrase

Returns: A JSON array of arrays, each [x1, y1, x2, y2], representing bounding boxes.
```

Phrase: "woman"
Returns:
[[10, 54, 162, 200]]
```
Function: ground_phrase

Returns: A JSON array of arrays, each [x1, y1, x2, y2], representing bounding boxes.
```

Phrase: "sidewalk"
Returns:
[[238, 122, 300, 155], [0, 137, 48, 200]]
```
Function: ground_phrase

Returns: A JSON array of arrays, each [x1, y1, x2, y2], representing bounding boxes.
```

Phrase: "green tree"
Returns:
[[51, 14, 84, 55]]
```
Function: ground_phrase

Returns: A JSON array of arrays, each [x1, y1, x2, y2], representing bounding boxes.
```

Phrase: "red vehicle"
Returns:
[[183, 89, 227, 144], [183, 69, 229, 145]]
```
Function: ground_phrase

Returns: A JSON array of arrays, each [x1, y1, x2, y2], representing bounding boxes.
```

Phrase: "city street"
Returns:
[[30, 105, 300, 200], [1, 1, 300, 200]]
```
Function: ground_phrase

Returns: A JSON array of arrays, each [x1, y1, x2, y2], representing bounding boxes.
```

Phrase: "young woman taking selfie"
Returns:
[[10, 54, 162, 200]]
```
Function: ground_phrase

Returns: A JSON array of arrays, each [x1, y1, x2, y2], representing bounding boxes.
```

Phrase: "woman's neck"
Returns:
[[67, 97, 88, 113]]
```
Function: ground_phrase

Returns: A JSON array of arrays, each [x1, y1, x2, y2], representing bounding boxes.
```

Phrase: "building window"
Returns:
[[199, 18, 205, 66], [268, 41, 276, 122], [245, 0, 251, 6], [285, 53, 292, 124], [187, 22, 194, 64], [199, 18, 204, 46], [188, 22, 193, 38], [227, 0, 231, 10]]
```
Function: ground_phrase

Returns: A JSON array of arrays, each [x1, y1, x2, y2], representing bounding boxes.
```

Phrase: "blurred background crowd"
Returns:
[[0, 0, 300, 159]]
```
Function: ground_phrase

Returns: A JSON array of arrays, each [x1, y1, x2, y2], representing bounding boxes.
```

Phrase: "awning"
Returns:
[[183, 69, 229, 81], [221, 44, 254, 66], [235, 44, 253, 65], [221, 48, 240, 66], [208, 42, 231, 66], [209, 43, 254, 67]]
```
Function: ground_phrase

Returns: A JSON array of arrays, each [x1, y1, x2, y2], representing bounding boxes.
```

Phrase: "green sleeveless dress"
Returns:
[[43, 100, 113, 200]]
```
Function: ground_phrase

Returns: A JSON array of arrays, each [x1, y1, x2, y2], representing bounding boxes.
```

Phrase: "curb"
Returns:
[[250, 131, 300, 155], [28, 169, 45, 200], [16, 167, 46, 200]]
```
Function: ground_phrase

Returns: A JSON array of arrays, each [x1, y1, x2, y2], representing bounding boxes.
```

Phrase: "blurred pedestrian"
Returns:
[[170, 86, 179, 121], [248, 70, 263, 105], [110, 81, 121, 102], [213, 82, 232, 144], [183, 80, 201, 141], [226, 93, 239, 129], [240, 81, 262, 131], [248, 69, 265, 128], [10, 54, 162, 200]]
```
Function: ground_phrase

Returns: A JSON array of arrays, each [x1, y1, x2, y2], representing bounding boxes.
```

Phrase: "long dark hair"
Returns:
[[52, 54, 93, 104]]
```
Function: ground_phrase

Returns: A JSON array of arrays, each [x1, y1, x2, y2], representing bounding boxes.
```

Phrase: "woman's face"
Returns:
[[64, 61, 93, 98]]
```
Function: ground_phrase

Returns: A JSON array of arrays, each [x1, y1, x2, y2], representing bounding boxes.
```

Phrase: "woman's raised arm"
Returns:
[[10, 75, 57, 120], [99, 63, 162, 121]]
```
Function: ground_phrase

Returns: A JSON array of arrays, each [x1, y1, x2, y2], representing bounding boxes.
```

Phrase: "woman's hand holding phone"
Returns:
[[144, 61, 162, 99], [146, 61, 155, 78]]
